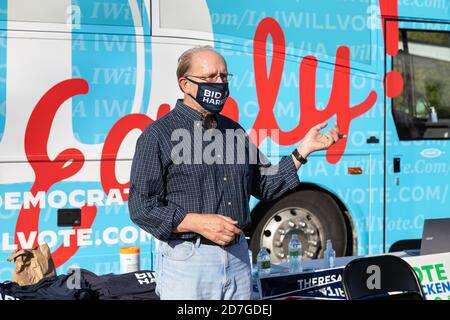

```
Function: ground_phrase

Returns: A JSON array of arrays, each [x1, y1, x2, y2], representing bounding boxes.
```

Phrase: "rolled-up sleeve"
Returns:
[[251, 148, 301, 202], [128, 130, 187, 240]]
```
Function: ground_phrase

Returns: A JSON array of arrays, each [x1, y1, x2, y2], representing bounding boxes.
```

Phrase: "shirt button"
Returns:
[[223, 176, 227, 181], [196, 123, 201, 126], [228, 202, 232, 206], [217, 154, 221, 158]]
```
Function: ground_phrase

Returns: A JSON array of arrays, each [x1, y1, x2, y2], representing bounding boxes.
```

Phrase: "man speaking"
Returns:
[[128, 46, 345, 299]]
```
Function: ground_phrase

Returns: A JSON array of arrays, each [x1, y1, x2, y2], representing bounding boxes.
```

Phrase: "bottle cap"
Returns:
[[120, 246, 140, 254]]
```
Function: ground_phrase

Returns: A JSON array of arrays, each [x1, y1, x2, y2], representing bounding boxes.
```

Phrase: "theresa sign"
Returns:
[[258, 267, 346, 300]]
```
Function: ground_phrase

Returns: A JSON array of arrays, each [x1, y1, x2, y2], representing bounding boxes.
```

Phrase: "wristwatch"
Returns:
[[292, 148, 308, 164]]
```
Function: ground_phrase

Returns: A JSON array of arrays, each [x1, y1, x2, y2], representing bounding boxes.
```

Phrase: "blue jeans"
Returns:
[[155, 234, 252, 300]]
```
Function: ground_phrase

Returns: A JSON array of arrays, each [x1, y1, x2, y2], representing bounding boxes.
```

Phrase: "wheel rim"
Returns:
[[259, 207, 325, 264]]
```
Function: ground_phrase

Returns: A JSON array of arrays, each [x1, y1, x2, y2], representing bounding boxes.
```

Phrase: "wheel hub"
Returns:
[[259, 207, 325, 264]]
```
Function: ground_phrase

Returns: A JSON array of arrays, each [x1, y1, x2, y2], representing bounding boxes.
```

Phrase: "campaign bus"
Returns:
[[0, 0, 449, 281]]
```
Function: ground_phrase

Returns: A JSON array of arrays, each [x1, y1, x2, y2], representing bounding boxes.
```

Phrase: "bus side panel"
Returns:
[[0, 0, 155, 282], [0, 0, 6, 142]]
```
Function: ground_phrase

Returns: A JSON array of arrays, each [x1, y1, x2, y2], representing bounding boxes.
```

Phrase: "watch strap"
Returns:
[[292, 149, 308, 164]]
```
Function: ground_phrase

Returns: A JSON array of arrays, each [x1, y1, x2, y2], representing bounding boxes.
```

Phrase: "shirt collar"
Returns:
[[174, 99, 217, 128]]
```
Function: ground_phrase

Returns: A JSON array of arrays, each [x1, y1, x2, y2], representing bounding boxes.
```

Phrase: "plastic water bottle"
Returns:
[[257, 247, 271, 276], [289, 234, 303, 273], [323, 240, 336, 268], [430, 106, 438, 123], [249, 249, 258, 277]]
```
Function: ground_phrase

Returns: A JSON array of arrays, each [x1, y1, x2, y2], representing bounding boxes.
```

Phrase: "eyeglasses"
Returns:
[[185, 73, 234, 83]]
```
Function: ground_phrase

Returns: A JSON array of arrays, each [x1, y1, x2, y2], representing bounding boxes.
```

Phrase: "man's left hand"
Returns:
[[298, 121, 347, 157]]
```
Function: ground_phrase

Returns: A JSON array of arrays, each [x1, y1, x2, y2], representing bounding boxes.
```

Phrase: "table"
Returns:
[[254, 252, 450, 300]]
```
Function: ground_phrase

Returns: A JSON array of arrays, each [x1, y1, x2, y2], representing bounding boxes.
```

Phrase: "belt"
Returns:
[[187, 233, 242, 247]]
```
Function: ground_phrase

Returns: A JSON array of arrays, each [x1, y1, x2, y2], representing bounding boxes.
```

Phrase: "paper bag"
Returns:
[[7, 243, 56, 286]]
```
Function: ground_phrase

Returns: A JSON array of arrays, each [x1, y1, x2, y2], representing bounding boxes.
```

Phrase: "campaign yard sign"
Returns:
[[403, 253, 450, 300]]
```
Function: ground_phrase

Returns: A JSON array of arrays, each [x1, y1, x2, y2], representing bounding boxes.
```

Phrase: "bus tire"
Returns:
[[248, 190, 348, 264]]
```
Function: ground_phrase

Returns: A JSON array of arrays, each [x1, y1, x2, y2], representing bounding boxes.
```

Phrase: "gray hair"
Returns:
[[176, 45, 226, 80]]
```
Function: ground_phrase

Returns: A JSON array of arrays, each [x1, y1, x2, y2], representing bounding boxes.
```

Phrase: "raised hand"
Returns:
[[301, 121, 347, 155]]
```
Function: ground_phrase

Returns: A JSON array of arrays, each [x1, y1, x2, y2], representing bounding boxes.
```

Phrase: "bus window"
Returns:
[[393, 29, 450, 140], [156, 0, 212, 34], [7, 0, 143, 28], [8, 0, 68, 24]]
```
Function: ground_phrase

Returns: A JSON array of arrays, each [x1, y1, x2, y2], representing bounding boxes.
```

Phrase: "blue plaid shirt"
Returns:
[[128, 100, 300, 241]]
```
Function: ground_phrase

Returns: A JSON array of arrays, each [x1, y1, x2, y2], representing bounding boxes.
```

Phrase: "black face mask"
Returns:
[[186, 77, 229, 114]]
